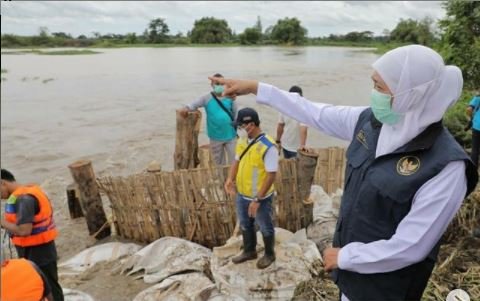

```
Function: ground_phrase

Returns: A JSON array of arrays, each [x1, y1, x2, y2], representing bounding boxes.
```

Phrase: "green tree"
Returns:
[[171, 31, 190, 44], [51, 32, 72, 39], [390, 18, 435, 46], [441, 0, 480, 147], [263, 25, 274, 42], [189, 17, 232, 43], [1, 34, 27, 47], [439, 0, 480, 89], [270, 17, 307, 45], [147, 18, 170, 43], [239, 17, 263, 45], [31, 26, 51, 46], [239, 27, 262, 45], [344, 31, 374, 42], [124, 33, 137, 44]]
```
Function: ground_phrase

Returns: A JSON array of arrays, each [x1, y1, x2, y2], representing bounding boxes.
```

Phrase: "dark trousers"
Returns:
[[471, 129, 480, 167], [236, 194, 274, 237], [39, 261, 64, 301], [282, 148, 297, 159]]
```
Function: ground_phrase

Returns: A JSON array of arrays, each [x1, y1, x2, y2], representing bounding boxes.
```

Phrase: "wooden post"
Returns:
[[66, 183, 84, 219], [297, 149, 319, 228], [174, 110, 202, 170], [68, 160, 111, 239], [198, 144, 213, 168]]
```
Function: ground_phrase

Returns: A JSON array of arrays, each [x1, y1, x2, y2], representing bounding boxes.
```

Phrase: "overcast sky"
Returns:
[[1, 1, 446, 38]]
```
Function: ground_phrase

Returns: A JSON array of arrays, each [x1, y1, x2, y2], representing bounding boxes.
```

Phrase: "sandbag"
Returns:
[[306, 185, 342, 252], [211, 227, 321, 300], [59, 242, 142, 275], [121, 236, 212, 284]]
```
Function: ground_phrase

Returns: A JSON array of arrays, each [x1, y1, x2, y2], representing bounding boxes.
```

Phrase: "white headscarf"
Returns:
[[372, 45, 463, 157]]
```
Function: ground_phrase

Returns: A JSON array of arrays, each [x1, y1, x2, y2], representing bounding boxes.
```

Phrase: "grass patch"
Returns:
[[1, 49, 100, 55], [89, 42, 244, 48], [0, 43, 401, 54], [1, 69, 7, 74], [444, 89, 475, 149], [42, 78, 54, 84], [39, 49, 100, 55], [1, 50, 42, 55]]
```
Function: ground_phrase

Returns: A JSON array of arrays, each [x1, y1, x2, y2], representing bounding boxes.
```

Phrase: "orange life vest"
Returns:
[[4, 185, 58, 247], [1, 258, 45, 301]]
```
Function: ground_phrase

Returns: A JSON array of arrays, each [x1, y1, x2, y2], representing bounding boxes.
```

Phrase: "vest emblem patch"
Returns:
[[356, 130, 369, 149], [397, 156, 420, 176]]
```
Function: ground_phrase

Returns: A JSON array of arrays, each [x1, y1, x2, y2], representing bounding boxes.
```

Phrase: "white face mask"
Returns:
[[237, 128, 247, 139]]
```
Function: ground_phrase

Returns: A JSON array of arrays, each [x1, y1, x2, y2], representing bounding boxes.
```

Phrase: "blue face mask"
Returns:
[[213, 85, 224, 95], [370, 89, 401, 125]]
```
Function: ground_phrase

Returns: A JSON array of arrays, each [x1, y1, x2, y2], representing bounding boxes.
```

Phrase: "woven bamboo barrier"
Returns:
[[98, 166, 234, 247], [312, 147, 346, 194], [97, 148, 338, 247]]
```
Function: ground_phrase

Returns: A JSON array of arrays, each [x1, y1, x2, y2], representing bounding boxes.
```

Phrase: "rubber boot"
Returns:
[[257, 234, 276, 269], [232, 230, 257, 264]]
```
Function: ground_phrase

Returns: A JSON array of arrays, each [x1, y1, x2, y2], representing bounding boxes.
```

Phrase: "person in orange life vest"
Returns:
[[1, 258, 54, 301], [1, 169, 64, 301]]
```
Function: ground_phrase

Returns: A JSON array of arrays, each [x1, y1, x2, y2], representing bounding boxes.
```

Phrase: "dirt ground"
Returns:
[[55, 211, 152, 301], [60, 260, 151, 301]]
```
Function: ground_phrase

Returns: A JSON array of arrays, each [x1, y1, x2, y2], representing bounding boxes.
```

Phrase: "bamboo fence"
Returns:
[[97, 147, 346, 248], [312, 147, 346, 195]]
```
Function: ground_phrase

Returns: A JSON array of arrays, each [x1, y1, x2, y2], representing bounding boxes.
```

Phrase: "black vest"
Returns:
[[332, 109, 478, 301]]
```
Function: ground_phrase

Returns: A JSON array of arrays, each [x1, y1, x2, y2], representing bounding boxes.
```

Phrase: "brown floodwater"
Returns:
[[1, 46, 378, 185]]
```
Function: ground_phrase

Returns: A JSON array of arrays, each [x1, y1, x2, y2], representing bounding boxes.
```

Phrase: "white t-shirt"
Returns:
[[278, 113, 306, 152]]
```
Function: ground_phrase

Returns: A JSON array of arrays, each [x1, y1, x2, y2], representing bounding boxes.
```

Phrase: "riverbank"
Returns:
[[0, 41, 401, 54]]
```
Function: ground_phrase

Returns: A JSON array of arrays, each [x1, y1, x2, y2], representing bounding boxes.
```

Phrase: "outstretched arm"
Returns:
[[208, 77, 367, 141]]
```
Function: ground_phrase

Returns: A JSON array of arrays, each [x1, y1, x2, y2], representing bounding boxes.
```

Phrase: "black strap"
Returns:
[[239, 133, 265, 162], [211, 92, 234, 121]]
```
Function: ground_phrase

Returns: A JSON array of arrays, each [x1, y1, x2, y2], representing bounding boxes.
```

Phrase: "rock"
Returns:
[[211, 227, 321, 300], [121, 236, 212, 284], [59, 242, 142, 275]]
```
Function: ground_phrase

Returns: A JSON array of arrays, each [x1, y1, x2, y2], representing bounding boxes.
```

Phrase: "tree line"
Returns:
[[1, 1, 477, 88], [0, 15, 444, 47]]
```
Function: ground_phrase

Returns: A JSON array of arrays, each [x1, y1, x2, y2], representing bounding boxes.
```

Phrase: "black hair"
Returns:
[[1, 169, 16, 182], [212, 73, 223, 78], [289, 85, 303, 96]]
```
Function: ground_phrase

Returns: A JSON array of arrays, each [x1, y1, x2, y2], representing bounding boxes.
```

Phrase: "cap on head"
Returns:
[[234, 107, 260, 127], [289, 85, 303, 96]]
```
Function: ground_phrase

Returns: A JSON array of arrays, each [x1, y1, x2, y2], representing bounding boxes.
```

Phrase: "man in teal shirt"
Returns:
[[467, 91, 480, 238], [466, 91, 480, 166], [180, 73, 237, 165]]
